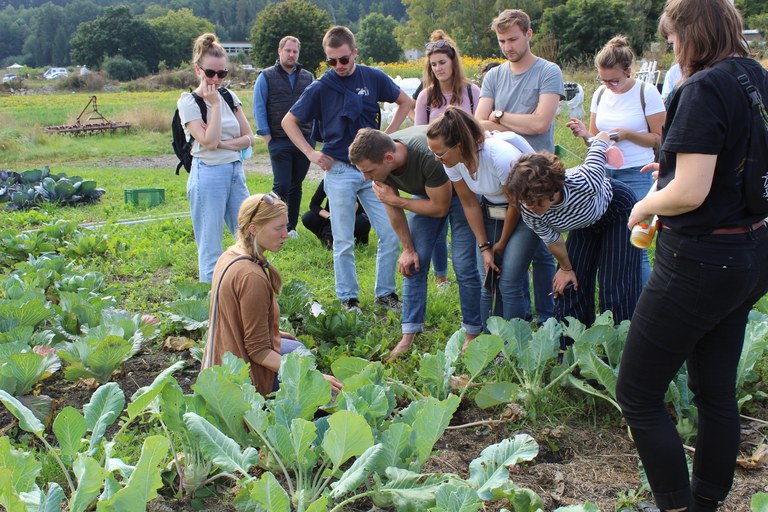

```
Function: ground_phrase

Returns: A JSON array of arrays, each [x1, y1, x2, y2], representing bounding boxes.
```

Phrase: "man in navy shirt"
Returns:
[[282, 26, 412, 311], [253, 36, 314, 237]]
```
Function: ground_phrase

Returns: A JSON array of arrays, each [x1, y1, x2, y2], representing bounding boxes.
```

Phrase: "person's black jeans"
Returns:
[[268, 137, 312, 232], [616, 225, 768, 510]]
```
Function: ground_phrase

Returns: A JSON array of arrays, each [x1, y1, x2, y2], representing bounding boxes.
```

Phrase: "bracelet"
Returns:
[[478, 241, 491, 251], [480, 245, 491, 252], [559, 267, 573, 272]]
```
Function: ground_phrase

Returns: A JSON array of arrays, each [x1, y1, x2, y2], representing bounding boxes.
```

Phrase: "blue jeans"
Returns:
[[616, 226, 768, 510], [273, 338, 312, 391], [476, 210, 540, 326], [402, 194, 481, 335], [268, 136, 313, 232], [521, 241, 556, 323], [431, 222, 449, 278], [324, 161, 399, 301], [188, 159, 249, 283], [607, 165, 652, 284]]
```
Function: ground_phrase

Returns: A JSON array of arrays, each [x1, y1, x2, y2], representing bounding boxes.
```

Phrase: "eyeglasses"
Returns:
[[432, 144, 457, 161], [425, 40, 454, 52], [201, 67, 229, 79], [596, 75, 621, 86], [325, 54, 351, 67], [248, 191, 280, 224]]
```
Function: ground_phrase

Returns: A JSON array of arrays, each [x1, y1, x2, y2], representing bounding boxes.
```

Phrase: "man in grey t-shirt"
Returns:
[[476, 9, 564, 152], [475, 8, 563, 324]]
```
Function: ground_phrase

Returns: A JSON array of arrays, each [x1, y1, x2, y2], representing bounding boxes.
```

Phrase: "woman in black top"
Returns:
[[615, 1, 768, 511]]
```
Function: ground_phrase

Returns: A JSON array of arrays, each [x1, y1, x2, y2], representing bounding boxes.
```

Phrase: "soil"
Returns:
[[2, 345, 765, 511]]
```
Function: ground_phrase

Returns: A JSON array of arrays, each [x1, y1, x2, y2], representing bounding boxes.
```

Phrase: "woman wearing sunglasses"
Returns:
[[177, 32, 254, 283], [203, 193, 343, 397], [414, 30, 481, 290], [426, 107, 539, 331], [565, 36, 665, 286]]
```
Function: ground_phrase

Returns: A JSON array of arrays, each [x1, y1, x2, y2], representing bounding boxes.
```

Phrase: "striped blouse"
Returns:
[[520, 139, 613, 245]]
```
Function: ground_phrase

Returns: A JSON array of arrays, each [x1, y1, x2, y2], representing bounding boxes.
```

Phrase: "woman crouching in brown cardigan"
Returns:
[[201, 192, 343, 396]]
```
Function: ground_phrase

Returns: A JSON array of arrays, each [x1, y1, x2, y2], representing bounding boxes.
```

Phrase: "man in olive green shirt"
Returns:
[[349, 126, 480, 359]]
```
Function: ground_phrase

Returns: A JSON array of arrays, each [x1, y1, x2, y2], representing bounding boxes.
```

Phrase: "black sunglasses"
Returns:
[[425, 40, 453, 52], [248, 191, 280, 224], [201, 67, 229, 79], [325, 55, 351, 67]]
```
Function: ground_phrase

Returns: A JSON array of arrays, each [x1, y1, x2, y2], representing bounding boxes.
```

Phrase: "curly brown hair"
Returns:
[[505, 152, 565, 206]]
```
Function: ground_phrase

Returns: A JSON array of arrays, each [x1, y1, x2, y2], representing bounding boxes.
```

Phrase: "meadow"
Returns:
[[0, 67, 766, 512]]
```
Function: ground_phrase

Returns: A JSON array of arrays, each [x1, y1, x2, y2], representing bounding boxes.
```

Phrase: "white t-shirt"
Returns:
[[661, 63, 682, 101], [590, 80, 665, 168], [444, 137, 521, 204], [178, 89, 243, 166]]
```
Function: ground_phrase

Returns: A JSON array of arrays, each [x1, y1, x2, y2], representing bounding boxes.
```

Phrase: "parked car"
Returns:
[[2, 74, 19, 83], [241, 64, 256, 71], [44, 68, 68, 80]]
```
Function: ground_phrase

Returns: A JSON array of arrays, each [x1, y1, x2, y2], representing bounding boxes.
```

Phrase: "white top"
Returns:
[[444, 137, 522, 204], [178, 89, 243, 166], [661, 63, 682, 101], [590, 80, 665, 168]]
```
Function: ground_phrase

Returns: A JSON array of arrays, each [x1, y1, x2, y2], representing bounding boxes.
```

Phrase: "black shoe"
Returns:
[[374, 292, 401, 311], [342, 298, 361, 313]]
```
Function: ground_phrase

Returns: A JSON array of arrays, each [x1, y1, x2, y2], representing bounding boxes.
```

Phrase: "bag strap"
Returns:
[[201, 255, 253, 370], [595, 85, 606, 107], [468, 84, 475, 113], [191, 92, 208, 124]]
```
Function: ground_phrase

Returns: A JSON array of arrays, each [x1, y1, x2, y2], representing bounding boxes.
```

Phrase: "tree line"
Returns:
[[1, 0, 765, 75]]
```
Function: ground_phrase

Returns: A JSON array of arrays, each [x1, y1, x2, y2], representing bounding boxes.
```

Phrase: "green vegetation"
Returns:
[[0, 86, 765, 511]]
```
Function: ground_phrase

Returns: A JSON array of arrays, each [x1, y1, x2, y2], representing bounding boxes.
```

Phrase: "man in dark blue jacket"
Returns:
[[253, 36, 314, 237], [282, 26, 412, 311]]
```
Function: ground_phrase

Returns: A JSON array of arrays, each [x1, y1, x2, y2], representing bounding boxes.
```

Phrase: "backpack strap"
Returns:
[[191, 92, 208, 124], [426, 103, 431, 122], [201, 255, 254, 371], [467, 84, 475, 113], [218, 87, 238, 113]]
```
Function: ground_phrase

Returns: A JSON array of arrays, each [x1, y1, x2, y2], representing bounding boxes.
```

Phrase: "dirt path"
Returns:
[[89, 153, 325, 182]]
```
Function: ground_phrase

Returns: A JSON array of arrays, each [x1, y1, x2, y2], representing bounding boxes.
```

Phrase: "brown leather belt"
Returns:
[[710, 220, 766, 235]]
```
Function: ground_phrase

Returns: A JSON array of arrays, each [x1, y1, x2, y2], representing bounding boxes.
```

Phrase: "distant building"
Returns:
[[221, 42, 252, 56], [743, 29, 763, 43], [404, 48, 424, 61]]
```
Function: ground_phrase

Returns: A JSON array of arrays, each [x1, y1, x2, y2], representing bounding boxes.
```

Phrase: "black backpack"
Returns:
[[720, 59, 768, 215], [171, 87, 237, 175]]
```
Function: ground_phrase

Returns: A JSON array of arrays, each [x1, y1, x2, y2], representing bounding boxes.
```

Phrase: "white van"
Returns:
[[44, 68, 68, 79]]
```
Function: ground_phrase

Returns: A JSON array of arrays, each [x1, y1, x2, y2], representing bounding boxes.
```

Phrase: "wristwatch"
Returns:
[[493, 110, 503, 123]]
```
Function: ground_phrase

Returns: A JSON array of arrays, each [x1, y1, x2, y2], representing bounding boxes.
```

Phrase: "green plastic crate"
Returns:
[[124, 188, 165, 207]]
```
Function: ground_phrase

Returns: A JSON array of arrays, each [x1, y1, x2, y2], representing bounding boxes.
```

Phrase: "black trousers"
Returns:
[[301, 210, 370, 249], [616, 224, 768, 509]]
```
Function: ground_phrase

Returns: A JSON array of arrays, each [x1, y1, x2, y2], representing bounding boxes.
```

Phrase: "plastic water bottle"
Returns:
[[631, 215, 659, 248]]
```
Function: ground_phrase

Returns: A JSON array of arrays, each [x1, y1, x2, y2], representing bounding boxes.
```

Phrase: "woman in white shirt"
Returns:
[[177, 32, 254, 283], [566, 35, 665, 285], [426, 107, 539, 330]]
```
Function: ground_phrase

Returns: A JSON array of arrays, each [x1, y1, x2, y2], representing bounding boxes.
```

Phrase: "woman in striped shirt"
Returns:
[[505, 131, 642, 341]]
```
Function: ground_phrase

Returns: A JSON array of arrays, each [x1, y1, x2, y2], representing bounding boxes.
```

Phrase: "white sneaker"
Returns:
[[288, 230, 299, 239]]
